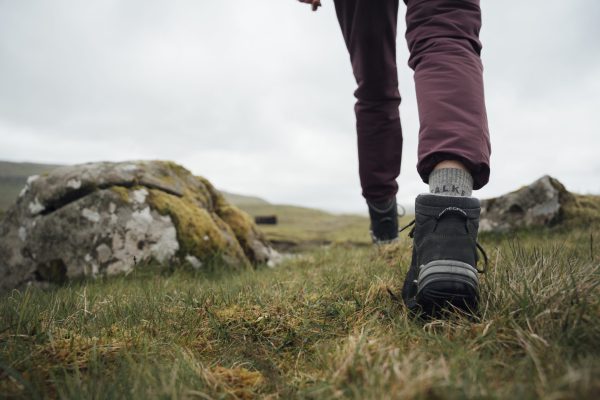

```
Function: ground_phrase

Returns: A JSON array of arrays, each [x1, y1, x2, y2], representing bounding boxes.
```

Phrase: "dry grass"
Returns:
[[1, 222, 599, 399]]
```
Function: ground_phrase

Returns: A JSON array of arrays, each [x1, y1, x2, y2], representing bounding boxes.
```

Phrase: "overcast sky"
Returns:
[[1, 0, 599, 213]]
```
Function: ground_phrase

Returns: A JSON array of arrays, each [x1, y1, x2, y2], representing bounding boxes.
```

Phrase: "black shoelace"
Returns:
[[399, 207, 489, 274]]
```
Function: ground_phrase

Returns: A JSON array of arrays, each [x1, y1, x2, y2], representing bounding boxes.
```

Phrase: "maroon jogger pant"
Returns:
[[333, 0, 491, 203]]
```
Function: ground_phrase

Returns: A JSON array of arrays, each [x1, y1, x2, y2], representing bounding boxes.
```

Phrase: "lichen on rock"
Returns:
[[0, 160, 279, 292]]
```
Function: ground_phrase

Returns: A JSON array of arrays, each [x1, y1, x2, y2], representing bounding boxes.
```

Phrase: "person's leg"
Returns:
[[333, 0, 403, 205], [405, 0, 491, 190], [401, 0, 490, 314]]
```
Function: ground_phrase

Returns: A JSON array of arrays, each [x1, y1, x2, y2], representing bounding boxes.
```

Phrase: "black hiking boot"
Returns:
[[367, 198, 399, 244], [401, 194, 487, 315]]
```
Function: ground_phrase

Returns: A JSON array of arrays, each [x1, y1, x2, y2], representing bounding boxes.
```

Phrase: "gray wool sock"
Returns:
[[429, 168, 473, 197]]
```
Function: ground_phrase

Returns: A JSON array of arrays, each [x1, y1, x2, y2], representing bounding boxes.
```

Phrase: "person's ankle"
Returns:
[[429, 162, 473, 197], [366, 197, 398, 243], [433, 160, 468, 172]]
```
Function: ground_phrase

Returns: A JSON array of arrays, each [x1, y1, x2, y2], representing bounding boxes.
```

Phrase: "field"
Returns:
[[237, 202, 376, 250], [1, 199, 599, 399], [1, 161, 599, 399]]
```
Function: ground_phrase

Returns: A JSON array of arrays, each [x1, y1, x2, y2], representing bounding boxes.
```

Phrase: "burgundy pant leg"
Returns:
[[334, 0, 403, 203], [405, 0, 491, 189]]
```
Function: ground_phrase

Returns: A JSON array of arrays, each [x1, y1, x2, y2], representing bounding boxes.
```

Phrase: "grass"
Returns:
[[243, 203, 371, 247], [1, 172, 599, 399], [236, 203, 391, 250], [1, 223, 599, 399]]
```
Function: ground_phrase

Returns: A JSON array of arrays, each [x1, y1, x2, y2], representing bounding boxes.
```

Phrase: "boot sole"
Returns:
[[416, 260, 479, 314]]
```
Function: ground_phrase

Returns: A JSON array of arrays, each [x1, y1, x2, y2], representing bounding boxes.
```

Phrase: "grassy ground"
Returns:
[[235, 201, 415, 251], [236, 203, 375, 250], [1, 221, 599, 399]]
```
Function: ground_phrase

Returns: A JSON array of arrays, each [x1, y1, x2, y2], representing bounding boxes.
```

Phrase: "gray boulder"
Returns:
[[0, 161, 279, 292], [479, 175, 574, 233]]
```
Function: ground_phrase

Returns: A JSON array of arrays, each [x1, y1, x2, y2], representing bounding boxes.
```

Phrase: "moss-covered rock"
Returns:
[[480, 175, 599, 233], [147, 189, 250, 269], [0, 161, 278, 292]]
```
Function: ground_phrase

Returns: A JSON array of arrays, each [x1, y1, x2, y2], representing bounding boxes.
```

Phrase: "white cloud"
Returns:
[[1, 0, 599, 213]]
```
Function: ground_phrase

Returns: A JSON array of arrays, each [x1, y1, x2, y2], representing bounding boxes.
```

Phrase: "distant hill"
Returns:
[[220, 191, 270, 207]]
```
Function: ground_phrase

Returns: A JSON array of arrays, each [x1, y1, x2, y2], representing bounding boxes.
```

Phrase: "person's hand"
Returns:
[[298, 0, 321, 12]]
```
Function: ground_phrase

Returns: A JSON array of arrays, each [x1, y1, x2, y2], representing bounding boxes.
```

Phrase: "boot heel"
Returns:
[[416, 260, 479, 312]]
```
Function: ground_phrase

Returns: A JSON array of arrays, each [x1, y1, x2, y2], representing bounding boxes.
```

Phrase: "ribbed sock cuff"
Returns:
[[429, 168, 474, 197]]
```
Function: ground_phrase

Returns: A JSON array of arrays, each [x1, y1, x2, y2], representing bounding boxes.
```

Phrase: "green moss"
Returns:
[[111, 186, 130, 203], [147, 189, 250, 270], [194, 176, 224, 210], [107, 161, 269, 268], [217, 204, 264, 262], [159, 161, 192, 180], [218, 205, 254, 238], [183, 186, 211, 211]]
